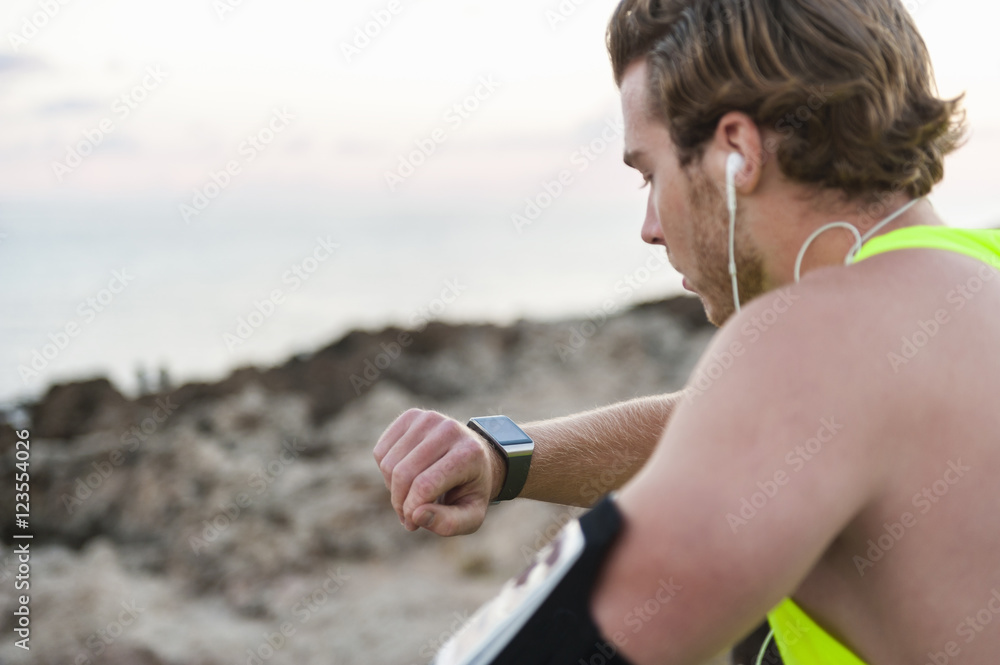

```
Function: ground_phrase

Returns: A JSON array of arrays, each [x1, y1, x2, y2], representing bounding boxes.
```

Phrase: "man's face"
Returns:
[[620, 59, 765, 326]]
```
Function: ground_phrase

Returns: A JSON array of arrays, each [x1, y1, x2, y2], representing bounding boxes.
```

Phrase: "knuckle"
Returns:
[[417, 412, 449, 438], [390, 458, 413, 487], [437, 516, 458, 537], [446, 418, 469, 439], [453, 440, 482, 466], [389, 468, 411, 503], [416, 408, 441, 424], [378, 456, 395, 478], [411, 473, 441, 502], [433, 417, 463, 439], [400, 408, 427, 431]]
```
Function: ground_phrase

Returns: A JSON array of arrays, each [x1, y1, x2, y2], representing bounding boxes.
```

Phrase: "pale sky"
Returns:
[[1, 0, 634, 201], [2, 0, 1000, 404], [1, 0, 998, 223]]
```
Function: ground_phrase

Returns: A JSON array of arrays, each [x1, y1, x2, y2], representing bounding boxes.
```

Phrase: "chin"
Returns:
[[704, 304, 730, 328], [698, 294, 734, 328], [695, 273, 766, 328]]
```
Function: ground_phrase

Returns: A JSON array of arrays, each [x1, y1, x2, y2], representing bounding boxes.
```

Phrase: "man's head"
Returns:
[[609, 0, 964, 325]]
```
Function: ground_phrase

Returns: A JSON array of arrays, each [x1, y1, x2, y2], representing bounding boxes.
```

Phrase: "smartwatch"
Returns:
[[467, 416, 534, 503]]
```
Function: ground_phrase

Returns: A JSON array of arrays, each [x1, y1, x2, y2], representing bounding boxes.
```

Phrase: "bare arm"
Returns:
[[589, 286, 886, 664], [373, 392, 683, 536], [519, 393, 683, 507]]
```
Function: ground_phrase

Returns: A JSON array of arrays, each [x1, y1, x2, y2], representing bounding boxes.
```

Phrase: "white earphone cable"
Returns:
[[726, 153, 924, 312], [727, 154, 743, 312], [792, 197, 924, 283]]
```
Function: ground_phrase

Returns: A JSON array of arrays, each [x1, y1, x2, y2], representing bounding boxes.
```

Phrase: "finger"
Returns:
[[393, 418, 475, 528], [377, 411, 439, 489], [402, 441, 478, 524], [373, 408, 423, 464], [413, 493, 488, 537], [390, 435, 452, 525]]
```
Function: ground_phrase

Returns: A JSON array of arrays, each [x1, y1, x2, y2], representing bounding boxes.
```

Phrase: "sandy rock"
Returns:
[[29, 378, 133, 440], [3, 297, 722, 665]]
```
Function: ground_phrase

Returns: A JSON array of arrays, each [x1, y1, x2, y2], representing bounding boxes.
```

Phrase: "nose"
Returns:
[[640, 190, 664, 246]]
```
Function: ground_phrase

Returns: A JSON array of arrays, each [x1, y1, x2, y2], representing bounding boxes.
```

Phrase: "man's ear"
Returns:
[[710, 111, 765, 195]]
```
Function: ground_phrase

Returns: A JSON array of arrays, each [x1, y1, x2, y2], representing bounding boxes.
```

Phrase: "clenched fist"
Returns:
[[373, 409, 505, 536]]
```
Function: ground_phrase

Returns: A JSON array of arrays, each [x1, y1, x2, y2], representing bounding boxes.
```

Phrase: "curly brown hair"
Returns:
[[607, 0, 965, 199]]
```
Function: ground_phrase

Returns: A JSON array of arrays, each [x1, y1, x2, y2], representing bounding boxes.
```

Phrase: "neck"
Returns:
[[763, 194, 942, 287]]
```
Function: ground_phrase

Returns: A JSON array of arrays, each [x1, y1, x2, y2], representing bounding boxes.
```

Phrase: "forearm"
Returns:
[[510, 392, 684, 507]]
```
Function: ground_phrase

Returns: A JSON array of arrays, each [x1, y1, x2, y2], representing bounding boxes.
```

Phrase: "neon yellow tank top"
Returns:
[[850, 225, 1000, 267], [766, 225, 1000, 665]]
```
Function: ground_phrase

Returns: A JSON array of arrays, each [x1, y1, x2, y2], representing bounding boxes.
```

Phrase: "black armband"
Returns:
[[435, 495, 634, 665]]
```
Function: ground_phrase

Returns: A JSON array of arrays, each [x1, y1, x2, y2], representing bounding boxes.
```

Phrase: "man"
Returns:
[[375, 0, 1000, 662]]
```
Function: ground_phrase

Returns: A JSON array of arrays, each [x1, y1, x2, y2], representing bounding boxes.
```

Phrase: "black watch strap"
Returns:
[[467, 416, 534, 503]]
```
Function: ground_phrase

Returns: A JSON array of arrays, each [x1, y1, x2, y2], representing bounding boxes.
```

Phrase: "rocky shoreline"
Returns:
[[0, 296, 725, 665]]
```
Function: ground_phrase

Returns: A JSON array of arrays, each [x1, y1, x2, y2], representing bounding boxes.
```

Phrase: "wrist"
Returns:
[[467, 416, 534, 503], [487, 443, 507, 502]]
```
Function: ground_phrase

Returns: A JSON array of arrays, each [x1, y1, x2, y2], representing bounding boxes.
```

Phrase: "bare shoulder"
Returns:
[[686, 261, 899, 433], [704, 245, 1000, 399], [686, 245, 1000, 474]]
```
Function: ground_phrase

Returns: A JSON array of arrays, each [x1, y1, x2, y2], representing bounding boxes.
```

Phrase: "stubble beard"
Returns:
[[686, 166, 767, 327]]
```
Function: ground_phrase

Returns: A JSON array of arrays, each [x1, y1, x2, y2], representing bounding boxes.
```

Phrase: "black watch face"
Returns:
[[473, 416, 531, 445]]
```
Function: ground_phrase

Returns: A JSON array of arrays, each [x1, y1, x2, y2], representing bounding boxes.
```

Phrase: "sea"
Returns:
[[4, 185, 996, 414], [0, 191, 680, 410]]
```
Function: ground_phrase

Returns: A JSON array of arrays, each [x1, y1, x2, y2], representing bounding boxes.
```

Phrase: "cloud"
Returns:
[[0, 53, 43, 75], [34, 98, 103, 117]]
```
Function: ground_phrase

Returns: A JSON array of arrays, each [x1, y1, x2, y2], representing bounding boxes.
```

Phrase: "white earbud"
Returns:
[[726, 153, 745, 312], [726, 152, 744, 213]]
